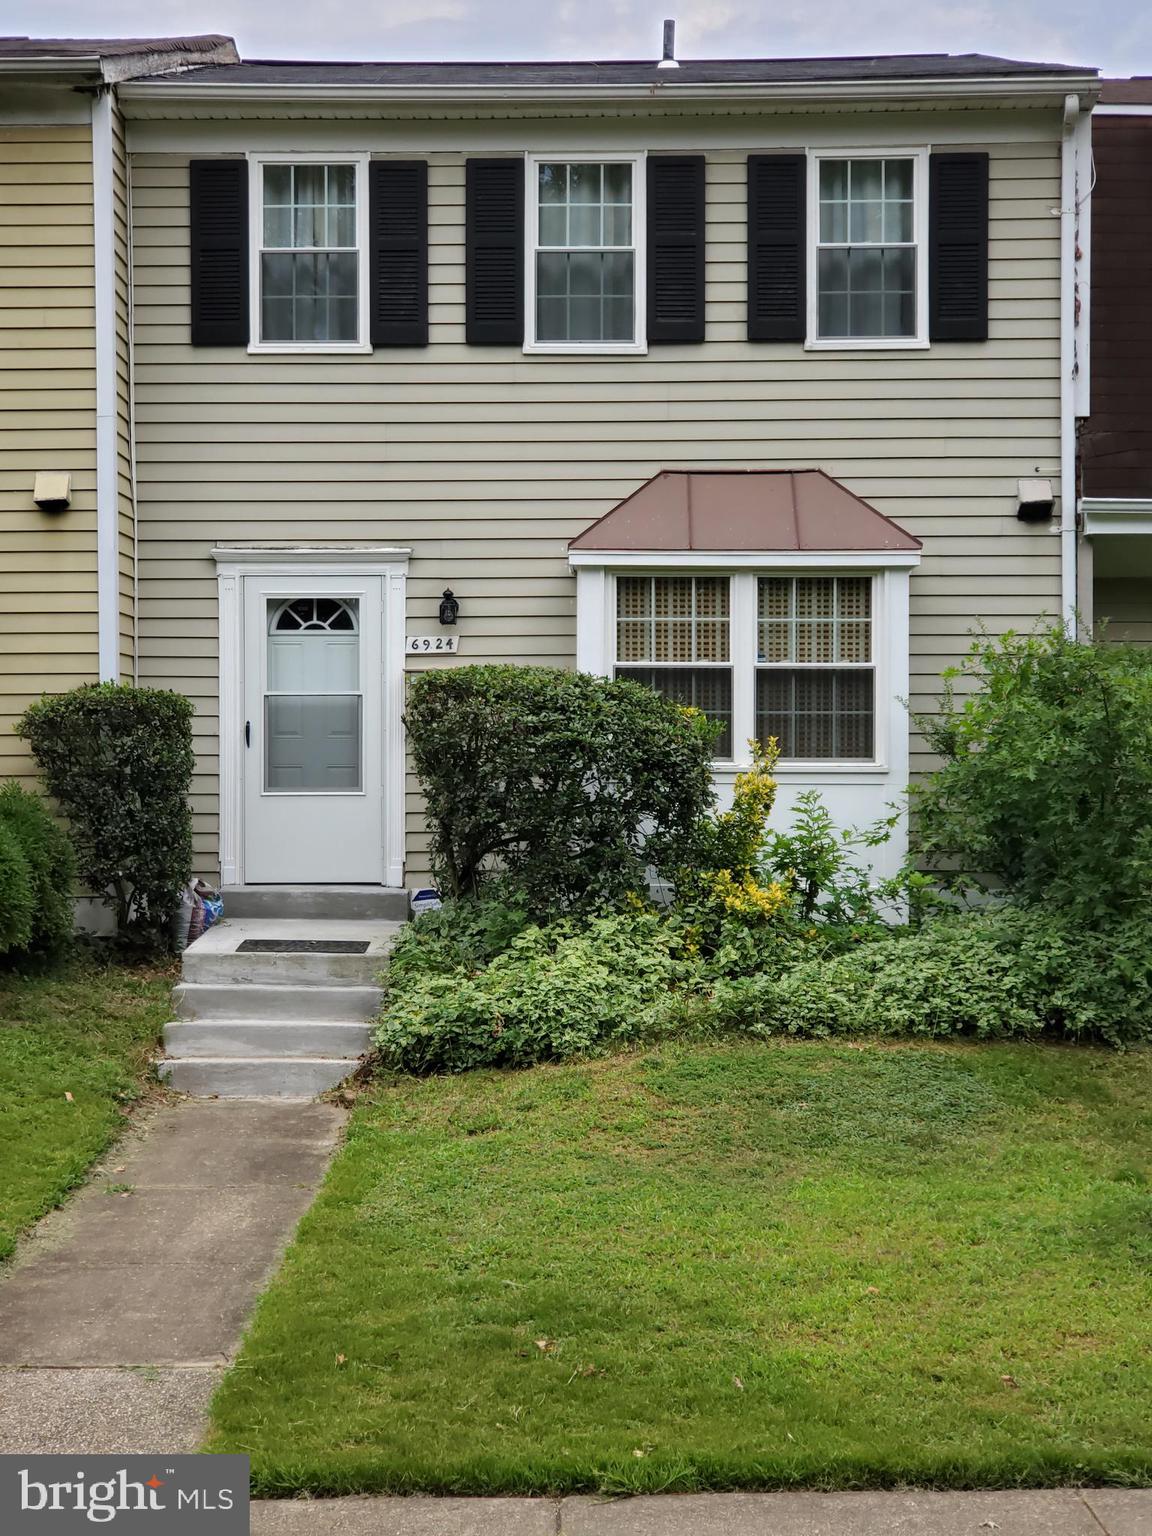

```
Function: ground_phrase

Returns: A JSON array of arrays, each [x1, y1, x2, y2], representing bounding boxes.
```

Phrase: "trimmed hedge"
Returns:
[[0, 784, 75, 960], [18, 683, 194, 946]]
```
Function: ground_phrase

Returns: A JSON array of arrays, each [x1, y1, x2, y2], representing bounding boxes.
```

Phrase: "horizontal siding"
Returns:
[[1095, 576, 1152, 645], [0, 123, 97, 785], [131, 121, 1063, 879]]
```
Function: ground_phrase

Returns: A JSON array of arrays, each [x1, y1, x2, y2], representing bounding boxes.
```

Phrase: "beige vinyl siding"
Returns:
[[112, 102, 136, 680], [130, 117, 1063, 879], [1094, 578, 1152, 645], [0, 122, 98, 786]]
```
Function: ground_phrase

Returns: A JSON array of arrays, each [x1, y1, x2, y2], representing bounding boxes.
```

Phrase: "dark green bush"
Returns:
[[0, 819, 34, 956], [914, 629, 1152, 923], [405, 665, 717, 913], [375, 911, 700, 1073], [0, 783, 75, 957], [385, 893, 531, 988], [18, 683, 195, 947], [714, 907, 1152, 1048]]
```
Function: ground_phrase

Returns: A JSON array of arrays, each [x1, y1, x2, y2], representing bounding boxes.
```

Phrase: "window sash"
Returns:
[[526, 154, 645, 351], [249, 154, 368, 350]]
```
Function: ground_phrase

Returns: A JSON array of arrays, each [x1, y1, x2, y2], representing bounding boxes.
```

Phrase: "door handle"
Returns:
[[244, 720, 251, 748]]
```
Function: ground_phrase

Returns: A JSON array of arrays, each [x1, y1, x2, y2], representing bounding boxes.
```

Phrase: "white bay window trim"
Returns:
[[524, 151, 647, 355], [247, 150, 371, 355], [805, 146, 930, 352]]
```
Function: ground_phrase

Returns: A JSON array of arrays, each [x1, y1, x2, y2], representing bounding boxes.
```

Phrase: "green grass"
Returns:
[[207, 1040, 1152, 1495], [0, 957, 173, 1261]]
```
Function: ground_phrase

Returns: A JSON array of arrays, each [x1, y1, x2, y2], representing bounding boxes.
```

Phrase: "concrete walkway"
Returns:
[[0, 1098, 343, 1453], [247, 1490, 1150, 1534]]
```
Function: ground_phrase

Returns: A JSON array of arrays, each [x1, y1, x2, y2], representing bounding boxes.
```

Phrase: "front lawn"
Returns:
[[0, 959, 173, 1260], [208, 1039, 1152, 1494]]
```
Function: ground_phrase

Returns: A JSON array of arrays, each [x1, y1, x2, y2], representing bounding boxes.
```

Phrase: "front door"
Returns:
[[242, 575, 384, 883]]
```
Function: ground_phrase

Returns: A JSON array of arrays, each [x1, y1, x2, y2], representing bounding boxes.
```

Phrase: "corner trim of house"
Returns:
[[92, 89, 119, 683], [212, 547, 411, 889]]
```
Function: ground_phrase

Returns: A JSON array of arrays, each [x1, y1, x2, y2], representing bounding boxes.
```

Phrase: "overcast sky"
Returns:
[[10, 0, 1151, 77]]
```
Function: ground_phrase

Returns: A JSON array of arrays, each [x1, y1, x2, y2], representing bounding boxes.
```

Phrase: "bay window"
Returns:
[[609, 571, 881, 765]]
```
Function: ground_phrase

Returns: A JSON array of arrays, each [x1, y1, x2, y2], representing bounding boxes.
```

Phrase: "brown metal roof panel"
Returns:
[[569, 469, 920, 553]]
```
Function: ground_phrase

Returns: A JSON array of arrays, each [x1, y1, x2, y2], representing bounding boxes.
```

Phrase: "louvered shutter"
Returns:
[[369, 160, 428, 347], [466, 159, 524, 346], [929, 152, 989, 342], [189, 159, 249, 347], [647, 156, 706, 344], [747, 154, 806, 342]]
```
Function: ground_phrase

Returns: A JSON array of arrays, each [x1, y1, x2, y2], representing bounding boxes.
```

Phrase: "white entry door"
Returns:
[[242, 575, 384, 883]]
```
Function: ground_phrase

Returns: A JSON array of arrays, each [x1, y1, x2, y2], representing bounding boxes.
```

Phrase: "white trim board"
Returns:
[[212, 546, 409, 888], [92, 89, 120, 682], [1081, 499, 1152, 537]]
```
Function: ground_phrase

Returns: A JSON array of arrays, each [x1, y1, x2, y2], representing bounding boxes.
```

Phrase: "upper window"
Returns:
[[809, 152, 927, 348], [250, 156, 368, 351], [527, 156, 645, 353]]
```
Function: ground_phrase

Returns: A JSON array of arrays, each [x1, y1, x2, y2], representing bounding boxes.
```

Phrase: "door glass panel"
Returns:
[[265, 696, 363, 791], [265, 597, 362, 792]]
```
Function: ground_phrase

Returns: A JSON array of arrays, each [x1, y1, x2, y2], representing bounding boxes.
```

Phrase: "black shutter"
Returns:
[[465, 158, 523, 346], [647, 155, 706, 344], [747, 154, 806, 342], [929, 152, 989, 342], [369, 160, 428, 347], [189, 159, 248, 347]]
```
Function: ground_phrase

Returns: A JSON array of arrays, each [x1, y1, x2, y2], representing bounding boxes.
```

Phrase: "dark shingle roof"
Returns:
[[129, 51, 1094, 89], [0, 34, 235, 60]]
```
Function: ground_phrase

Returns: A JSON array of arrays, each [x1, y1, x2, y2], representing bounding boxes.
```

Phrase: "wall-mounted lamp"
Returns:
[[1017, 477, 1055, 523], [33, 471, 71, 513], [438, 588, 460, 626]]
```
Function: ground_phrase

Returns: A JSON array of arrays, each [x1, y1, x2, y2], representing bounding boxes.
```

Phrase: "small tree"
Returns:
[[0, 782, 75, 957], [18, 683, 195, 946], [405, 665, 717, 912], [913, 628, 1152, 924]]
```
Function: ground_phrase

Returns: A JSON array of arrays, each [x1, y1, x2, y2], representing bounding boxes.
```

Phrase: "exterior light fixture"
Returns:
[[438, 588, 460, 626]]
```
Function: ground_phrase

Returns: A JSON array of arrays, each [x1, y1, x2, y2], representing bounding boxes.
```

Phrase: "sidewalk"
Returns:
[[0, 1098, 343, 1453], [248, 1490, 1150, 1535]]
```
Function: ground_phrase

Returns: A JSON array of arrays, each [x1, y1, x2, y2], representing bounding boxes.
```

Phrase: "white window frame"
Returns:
[[247, 150, 371, 356], [805, 147, 929, 352], [524, 151, 647, 356]]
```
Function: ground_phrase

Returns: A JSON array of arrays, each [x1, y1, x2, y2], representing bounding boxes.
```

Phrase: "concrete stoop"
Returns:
[[159, 916, 402, 1099]]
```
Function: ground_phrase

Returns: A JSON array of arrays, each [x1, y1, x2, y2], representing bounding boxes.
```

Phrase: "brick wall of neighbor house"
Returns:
[[128, 108, 1065, 880], [0, 117, 99, 787]]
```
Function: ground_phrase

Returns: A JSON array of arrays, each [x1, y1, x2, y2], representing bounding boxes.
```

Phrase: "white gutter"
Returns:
[[1059, 92, 1080, 637], [117, 72, 1100, 108], [92, 88, 120, 682]]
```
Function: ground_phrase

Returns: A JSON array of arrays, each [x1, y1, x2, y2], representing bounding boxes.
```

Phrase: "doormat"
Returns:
[[236, 939, 371, 954]]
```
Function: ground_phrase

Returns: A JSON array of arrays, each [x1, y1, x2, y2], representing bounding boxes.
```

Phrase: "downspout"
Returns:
[[1059, 93, 1080, 636], [92, 87, 119, 680]]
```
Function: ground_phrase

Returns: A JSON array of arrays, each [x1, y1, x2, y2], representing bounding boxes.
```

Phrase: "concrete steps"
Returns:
[[158, 915, 402, 1099], [220, 886, 409, 921]]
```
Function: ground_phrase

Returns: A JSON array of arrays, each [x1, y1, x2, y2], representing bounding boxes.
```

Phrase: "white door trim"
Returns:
[[213, 547, 410, 888]]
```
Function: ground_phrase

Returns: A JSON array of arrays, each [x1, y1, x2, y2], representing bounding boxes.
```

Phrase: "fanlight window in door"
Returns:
[[264, 597, 363, 792]]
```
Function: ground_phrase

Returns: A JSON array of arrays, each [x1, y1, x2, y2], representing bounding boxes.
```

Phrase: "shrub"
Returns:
[[404, 665, 717, 912], [375, 911, 701, 1073], [18, 683, 195, 946], [714, 907, 1152, 1047], [0, 819, 34, 956], [0, 783, 75, 956], [913, 629, 1152, 923], [386, 893, 531, 988]]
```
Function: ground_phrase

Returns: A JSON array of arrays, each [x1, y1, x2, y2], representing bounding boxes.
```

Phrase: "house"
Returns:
[[1078, 78, 1152, 640], [1, 31, 1100, 899]]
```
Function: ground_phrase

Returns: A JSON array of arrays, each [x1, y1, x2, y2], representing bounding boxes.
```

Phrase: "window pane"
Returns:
[[535, 251, 634, 342], [820, 159, 849, 201], [539, 205, 567, 247], [568, 163, 601, 203], [757, 577, 872, 664], [264, 165, 292, 205], [265, 695, 362, 791], [850, 159, 883, 202], [619, 577, 730, 663], [884, 158, 913, 200], [756, 668, 874, 760], [849, 195, 884, 244], [616, 667, 733, 758], [569, 204, 602, 246], [261, 252, 358, 343], [539, 163, 567, 203], [603, 203, 632, 246], [603, 163, 632, 203]]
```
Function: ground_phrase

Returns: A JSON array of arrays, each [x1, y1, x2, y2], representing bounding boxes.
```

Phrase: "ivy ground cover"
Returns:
[[208, 1040, 1152, 1494]]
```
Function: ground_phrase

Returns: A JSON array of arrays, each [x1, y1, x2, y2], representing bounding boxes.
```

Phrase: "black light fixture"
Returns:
[[438, 588, 460, 626]]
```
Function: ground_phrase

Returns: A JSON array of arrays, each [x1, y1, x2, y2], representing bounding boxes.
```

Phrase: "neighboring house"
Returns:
[[1079, 78, 1152, 641], [1, 33, 1100, 893]]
